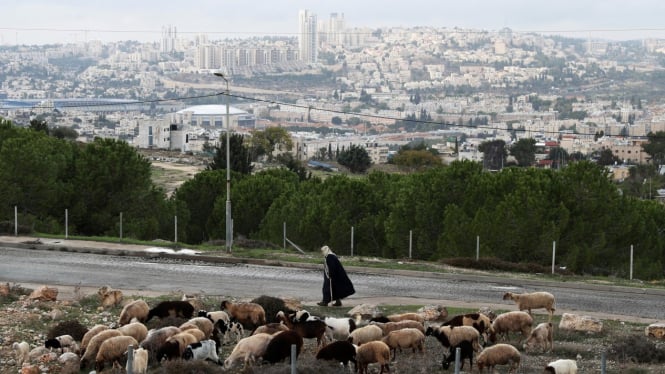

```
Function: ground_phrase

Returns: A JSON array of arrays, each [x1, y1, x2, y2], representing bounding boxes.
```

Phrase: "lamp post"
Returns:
[[214, 72, 232, 253]]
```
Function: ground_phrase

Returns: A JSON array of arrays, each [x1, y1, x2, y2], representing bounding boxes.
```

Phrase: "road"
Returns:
[[1, 246, 663, 322]]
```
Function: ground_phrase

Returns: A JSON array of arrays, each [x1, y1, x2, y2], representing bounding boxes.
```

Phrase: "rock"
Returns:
[[21, 365, 40, 374], [479, 307, 497, 321], [347, 304, 381, 319], [417, 304, 448, 321], [47, 308, 65, 320], [558, 313, 603, 333], [28, 286, 58, 301], [645, 323, 665, 339], [0, 282, 10, 296]]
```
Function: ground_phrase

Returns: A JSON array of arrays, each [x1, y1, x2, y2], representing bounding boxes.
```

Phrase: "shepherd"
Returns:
[[317, 245, 355, 307]]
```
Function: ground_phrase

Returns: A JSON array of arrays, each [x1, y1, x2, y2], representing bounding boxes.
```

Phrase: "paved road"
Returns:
[[1, 246, 663, 322]]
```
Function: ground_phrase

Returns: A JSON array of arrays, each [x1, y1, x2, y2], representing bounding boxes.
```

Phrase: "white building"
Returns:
[[299, 9, 318, 63]]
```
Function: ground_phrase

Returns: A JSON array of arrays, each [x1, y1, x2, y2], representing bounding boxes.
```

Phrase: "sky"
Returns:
[[3, 0, 665, 45]]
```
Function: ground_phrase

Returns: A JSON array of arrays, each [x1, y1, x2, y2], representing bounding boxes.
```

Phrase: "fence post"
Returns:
[[119, 212, 123, 241], [174, 216, 178, 244], [601, 350, 606, 374], [476, 235, 479, 261], [551, 241, 556, 274], [283, 222, 286, 249], [65, 209, 68, 239], [630, 245, 633, 280], [351, 226, 354, 257], [409, 230, 412, 259], [290, 344, 297, 374], [14, 206, 18, 236], [454, 346, 461, 374], [126, 345, 134, 374]]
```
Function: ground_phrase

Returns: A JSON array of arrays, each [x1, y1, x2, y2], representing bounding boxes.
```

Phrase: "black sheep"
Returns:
[[442, 340, 474, 370], [146, 300, 194, 322], [316, 340, 357, 369], [262, 330, 303, 364]]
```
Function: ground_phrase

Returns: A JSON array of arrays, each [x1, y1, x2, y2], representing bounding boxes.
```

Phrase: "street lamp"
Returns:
[[214, 71, 232, 253]]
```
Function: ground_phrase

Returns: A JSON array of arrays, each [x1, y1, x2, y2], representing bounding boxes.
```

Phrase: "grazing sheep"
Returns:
[[489, 311, 534, 344], [223, 333, 274, 369], [182, 339, 222, 364], [117, 322, 149, 344], [503, 291, 556, 322], [381, 328, 425, 359], [425, 325, 482, 353], [476, 343, 521, 373], [356, 340, 391, 374], [251, 295, 295, 323], [253, 322, 289, 336], [146, 300, 195, 322], [119, 299, 150, 326], [95, 335, 139, 372], [12, 341, 30, 366], [126, 346, 148, 374], [220, 300, 267, 330], [80, 329, 123, 369], [227, 321, 245, 343], [348, 324, 384, 346], [58, 351, 80, 374], [544, 359, 578, 374], [441, 340, 474, 371], [157, 331, 198, 361], [178, 325, 206, 342], [80, 325, 109, 354], [28, 346, 51, 362], [198, 309, 231, 325], [316, 340, 357, 368], [317, 316, 357, 342], [443, 312, 493, 343], [277, 310, 328, 348], [139, 326, 180, 365], [98, 285, 123, 308], [45, 334, 75, 353], [262, 330, 304, 364], [371, 320, 425, 336], [180, 317, 214, 338], [524, 322, 554, 353], [386, 312, 426, 324]]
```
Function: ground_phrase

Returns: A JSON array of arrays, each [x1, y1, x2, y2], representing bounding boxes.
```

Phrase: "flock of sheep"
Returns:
[[10, 289, 580, 373]]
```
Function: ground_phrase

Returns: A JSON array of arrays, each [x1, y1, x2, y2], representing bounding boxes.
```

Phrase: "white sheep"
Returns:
[[490, 311, 534, 344], [12, 341, 30, 366], [223, 332, 273, 369], [180, 316, 214, 339], [57, 351, 80, 374], [348, 324, 384, 346], [356, 340, 391, 374], [386, 312, 426, 323], [199, 309, 231, 324], [220, 300, 266, 329], [118, 299, 150, 326], [80, 324, 109, 354], [321, 316, 356, 341], [95, 335, 138, 372], [178, 325, 206, 342], [117, 321, 149, 344], [524, 322, 554, 352], [252, 322, 289, 335], [425, 325, 482, 352], [443, 312, 493, 342], [545, 359, 578, 374], [28, 346, 51, 362], [380, 327, 425, 359], [126, 346, 148, 374], [503, 291, 556, 322], [80, 329, 123, 369], [158, 331, 199, 361], [476, 343, 521, 373], [182, 339, 221, 364], [45, 334, 75, 353], [371, 320, 425, 336]]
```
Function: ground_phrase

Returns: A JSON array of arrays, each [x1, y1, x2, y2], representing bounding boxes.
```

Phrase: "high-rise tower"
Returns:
[[298, 9, 318, 63]]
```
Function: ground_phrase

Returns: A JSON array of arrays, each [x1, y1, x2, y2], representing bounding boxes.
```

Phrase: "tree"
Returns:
[[29, 119, 49, 135], [207, 133, 252, 174], [275, 152, 311, 181], [337, 144, 371, 173], [392, 150, 443, 172], [642, 131, 665, 166], [509, 138, 537, 167], [250, 127, 294, 162], [596, 148, 620, 166], [548, 147, 569, 169], [51, 126, 79, 140], [173, 170, 228, 243], [331, 116, 342, 125], [479, 140, 507, 170]]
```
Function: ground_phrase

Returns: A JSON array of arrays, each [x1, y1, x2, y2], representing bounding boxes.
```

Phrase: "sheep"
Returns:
[[371, 320, 425, 336], [252, 322, 289, 336], [443, 312, 493, 343], [95, 335, 139, 372], [198, 309, 231, 325], [12, 341, 30, 367], [489, 311, 534, 344], [80, 329, 123, 369], [385, 312, 426, 323], [476, 343, 521, 373], [321, 316, 357, 341], [126, 346, 148, 374], [45, 334, 75, 353], [503, 291, 556, 322], [227, 321, 245, 342], [381, 327, 425, 360], [80, 324, 109, 354], [119, 299, 150, 326], [58, 351, 80, 374], [98, 285, 123, 308], [441, 340, 474, 371], [316, 340, 357, 368], [348, 324, 384, 346], [117, 322, 149, 344], [356, 340, 391, 374], [178, 325, 206, 342], [544, 359, 578, 374], [262, 330, 304, 364], [425, 325, 482, 353], [223, 333, 274, 369], [251, 295, 296, 323], [157, 331, 198, 361], [180, 316, 214, 338], [182, 339, 222, 364], [277, 310, 328, 348], [220, 300, 266, 330], [524, 322, 554, 353], [28, 346, 51, 362], [146, 300, 195, 322], [139, 326, 180, 365]]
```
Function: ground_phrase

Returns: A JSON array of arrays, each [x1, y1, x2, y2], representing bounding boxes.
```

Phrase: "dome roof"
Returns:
[[176, 105, 247, 116]]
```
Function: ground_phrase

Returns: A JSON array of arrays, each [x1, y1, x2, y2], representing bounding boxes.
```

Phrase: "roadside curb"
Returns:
[[4, 238, 665, 297]]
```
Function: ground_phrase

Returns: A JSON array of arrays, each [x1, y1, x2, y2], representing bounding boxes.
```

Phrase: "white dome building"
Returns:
[[172, 104, 255, 129]]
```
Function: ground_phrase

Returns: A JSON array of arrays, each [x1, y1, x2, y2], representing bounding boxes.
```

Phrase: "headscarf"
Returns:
[[321, 245, 334, 257]]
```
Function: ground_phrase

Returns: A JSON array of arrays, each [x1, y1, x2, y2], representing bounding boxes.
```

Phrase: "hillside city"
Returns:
[[2, 11, 665, 184]]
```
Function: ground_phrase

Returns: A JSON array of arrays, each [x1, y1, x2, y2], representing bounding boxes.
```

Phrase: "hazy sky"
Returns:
[[3, 0, 665, 45]]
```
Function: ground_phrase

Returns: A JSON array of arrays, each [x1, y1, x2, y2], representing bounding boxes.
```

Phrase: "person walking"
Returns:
[[317, 245, 355, 306]]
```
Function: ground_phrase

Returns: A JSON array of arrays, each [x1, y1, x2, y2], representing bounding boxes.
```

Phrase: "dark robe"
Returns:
[[322, 253, 355, 303]]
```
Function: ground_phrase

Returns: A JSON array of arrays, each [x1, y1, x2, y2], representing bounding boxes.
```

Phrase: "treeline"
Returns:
[[2, 119, 664, 279]]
